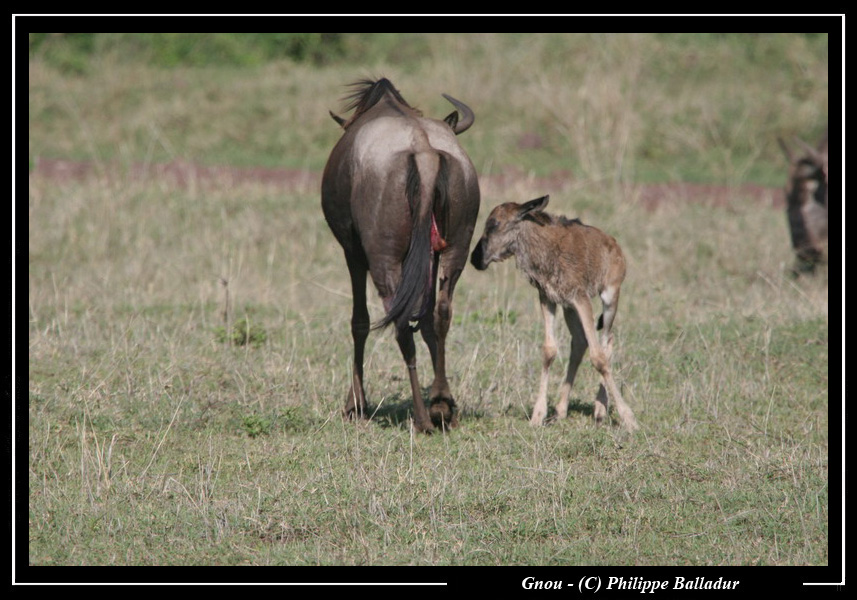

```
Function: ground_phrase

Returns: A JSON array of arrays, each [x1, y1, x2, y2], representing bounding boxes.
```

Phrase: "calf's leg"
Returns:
[[531, 294, 558, 426], [570, 296, 638, 432]]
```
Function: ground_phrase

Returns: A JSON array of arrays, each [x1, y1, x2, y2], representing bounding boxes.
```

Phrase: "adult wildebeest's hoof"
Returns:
[[343, 408, 368, 422], [412, 417, 436, 434], [429, 398, 458, 431], [343, 392, 369, 421]]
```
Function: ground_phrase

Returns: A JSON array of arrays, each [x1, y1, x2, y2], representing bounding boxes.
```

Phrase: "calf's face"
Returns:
[[470, 196, 550, 271]]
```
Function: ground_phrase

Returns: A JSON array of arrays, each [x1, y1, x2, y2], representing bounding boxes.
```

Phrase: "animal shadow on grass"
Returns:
[[369, 390, 604, 429], [540, 396, 595, 425], [369, 392, 414, 429], [500, 393, 595, 424], [368, 390, 489, 430]]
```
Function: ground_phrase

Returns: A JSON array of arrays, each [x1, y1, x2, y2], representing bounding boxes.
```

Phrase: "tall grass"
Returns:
[[24, 32, 834, 575], [27, 33, 829, 181]]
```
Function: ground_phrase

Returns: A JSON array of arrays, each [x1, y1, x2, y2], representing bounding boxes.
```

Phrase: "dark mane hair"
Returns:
[[342, 78, 420, 121], [523, 211, 583, 228], [558, 215, 584, 227]]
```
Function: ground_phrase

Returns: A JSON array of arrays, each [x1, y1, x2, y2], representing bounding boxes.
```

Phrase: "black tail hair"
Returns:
[[374, 153, 447, 331]]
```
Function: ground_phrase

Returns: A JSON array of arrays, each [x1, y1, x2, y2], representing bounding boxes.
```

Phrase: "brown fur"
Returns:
[[470, 195, 638, 431], [778, 126, 829, 275], [322, 78, 480, 433]]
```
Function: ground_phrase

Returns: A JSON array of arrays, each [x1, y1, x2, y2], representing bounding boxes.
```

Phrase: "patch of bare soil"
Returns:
[[30, 158, 784, 211]]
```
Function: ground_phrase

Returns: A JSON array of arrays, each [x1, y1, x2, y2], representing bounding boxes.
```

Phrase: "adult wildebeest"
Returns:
[[470, 195, 638, 432], [778, 126, 829, 275], [322, 78, 480, 433]]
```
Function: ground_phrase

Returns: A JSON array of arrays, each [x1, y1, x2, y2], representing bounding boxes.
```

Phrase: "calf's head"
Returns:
[[470, 195, 550, 270]]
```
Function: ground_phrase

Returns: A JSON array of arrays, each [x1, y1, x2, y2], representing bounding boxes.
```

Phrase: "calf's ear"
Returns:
[[519, 195, 550, 217]]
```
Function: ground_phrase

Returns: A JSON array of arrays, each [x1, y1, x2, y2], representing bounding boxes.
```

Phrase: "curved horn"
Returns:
[[441, 93, 475, 135], [777, 137, 794, 162], [817, 127, 828, 155], [795, 137, 825, 167], [329, 110, 347, 128]]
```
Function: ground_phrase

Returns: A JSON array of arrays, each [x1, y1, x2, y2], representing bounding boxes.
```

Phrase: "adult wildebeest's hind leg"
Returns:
[[570, 296, 638, 432], [397, 324, 435, 433], [531, 292, 558, 426], [422, 261, 464, 429], [344, 257, 370, 420], [556, 306, 588, 421]]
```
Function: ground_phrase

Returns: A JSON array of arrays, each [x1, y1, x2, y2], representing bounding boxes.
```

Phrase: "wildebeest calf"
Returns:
[[470, 195, 638, 431]]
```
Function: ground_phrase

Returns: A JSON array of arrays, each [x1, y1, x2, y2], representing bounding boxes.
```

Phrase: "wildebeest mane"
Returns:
[[523, 211, 583, 228], [342, 78, 422, 121]]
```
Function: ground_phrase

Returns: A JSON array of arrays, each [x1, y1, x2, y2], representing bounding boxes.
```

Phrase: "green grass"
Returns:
[[26, 176, 831, 568], [27, 32, 829, 182], [24, 32, 834, 574]]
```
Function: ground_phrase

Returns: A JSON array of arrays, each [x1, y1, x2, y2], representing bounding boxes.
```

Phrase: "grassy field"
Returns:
[[23, 32, 836, 583]]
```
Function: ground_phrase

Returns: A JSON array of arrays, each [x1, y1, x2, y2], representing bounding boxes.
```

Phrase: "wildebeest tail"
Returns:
[[375, 151, 446, 331]]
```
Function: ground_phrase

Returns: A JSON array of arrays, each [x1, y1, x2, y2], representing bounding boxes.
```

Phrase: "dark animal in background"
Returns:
[[322, 78, 480, 433], [470, 195, 639, 432], [778, 126, 828, 275]]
